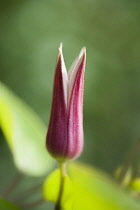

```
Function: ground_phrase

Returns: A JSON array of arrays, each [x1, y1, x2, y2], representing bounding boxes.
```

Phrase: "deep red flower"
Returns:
[[46, 44, 86, 161]]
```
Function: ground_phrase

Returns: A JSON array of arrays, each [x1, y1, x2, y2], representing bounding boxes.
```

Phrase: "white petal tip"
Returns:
[[59, 43, 63, 53], [79, 47, 86, 58]]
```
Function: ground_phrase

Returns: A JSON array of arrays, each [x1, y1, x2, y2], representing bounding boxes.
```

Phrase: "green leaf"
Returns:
[[0, 198, 20, 210], [0, 81, 54, 176], [43, 162, 140, 210]]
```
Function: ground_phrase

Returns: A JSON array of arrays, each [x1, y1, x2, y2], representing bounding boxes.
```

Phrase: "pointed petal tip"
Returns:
[[79, 47, 86, 59], [57, 43, 63, 64], [81, 47, 86, 53], [59, 43, 63, 54]]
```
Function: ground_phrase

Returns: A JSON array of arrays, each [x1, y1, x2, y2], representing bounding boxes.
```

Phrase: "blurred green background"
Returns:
[[0, 0, 140, 204]]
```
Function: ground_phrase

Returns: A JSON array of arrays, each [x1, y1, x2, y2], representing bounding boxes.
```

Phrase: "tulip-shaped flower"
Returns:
[[46, 44, 86, 161]]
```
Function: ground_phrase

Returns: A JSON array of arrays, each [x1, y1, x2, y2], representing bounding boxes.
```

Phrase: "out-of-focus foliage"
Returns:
[[0, 198, 19, 210], [115, 166, 132, 187], [0, 0, 140, 173], [130, 178, 140, 192], [0, 82, 54, 176], [0, 0, 140, 209], [43, 162, 140, 210]]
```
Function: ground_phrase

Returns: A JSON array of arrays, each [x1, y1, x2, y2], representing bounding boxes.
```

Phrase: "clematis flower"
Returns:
[[46, 44, 86, 161]]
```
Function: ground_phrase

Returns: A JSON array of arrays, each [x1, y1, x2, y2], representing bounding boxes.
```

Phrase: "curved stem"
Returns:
[[55, 162, 67, 210]]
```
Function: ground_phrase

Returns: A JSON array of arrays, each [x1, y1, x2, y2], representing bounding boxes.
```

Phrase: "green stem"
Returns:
[[55, 162, 67, 210]]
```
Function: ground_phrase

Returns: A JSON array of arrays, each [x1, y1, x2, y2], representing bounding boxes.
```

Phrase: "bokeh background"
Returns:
[[0, 0, 140, 209]]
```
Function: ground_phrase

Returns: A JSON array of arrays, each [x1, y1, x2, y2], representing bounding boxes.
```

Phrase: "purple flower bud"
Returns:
[[46, 44, 86, 161]]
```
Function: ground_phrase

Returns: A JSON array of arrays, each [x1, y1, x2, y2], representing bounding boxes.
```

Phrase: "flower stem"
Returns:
[[55, 161, 67, 210]]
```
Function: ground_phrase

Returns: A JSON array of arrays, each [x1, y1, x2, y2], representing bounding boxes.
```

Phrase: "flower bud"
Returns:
[[46, 44, 86, 161]]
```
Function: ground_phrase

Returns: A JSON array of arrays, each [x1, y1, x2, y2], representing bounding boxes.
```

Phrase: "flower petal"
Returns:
[[59, 43, 68, 107], [68, 47, 86, 107], [67, 49, 86, 159], [46, 45, 68, 159]]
